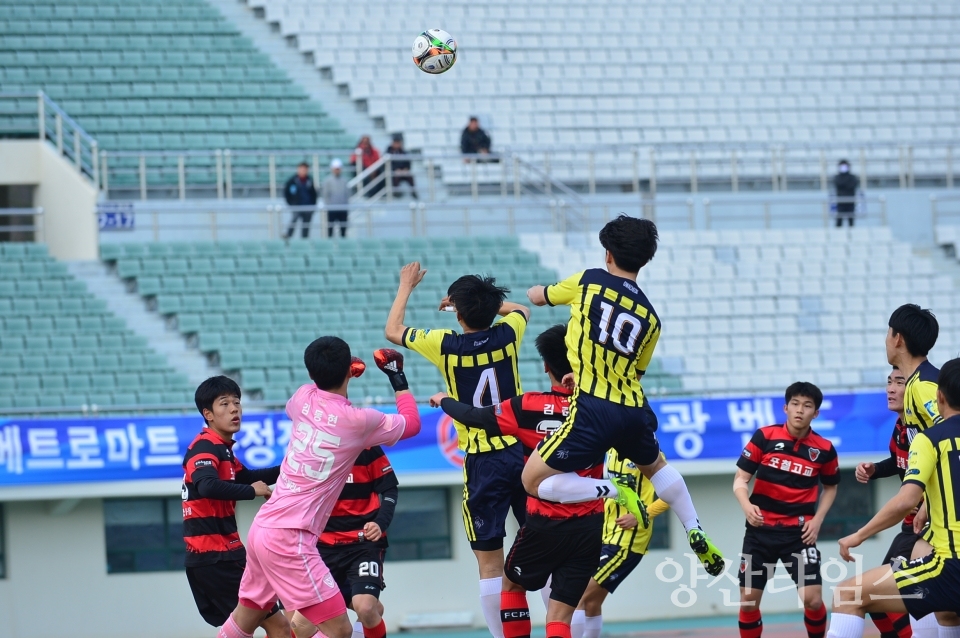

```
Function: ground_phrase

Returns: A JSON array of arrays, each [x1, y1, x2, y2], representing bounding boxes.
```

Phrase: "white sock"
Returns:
[[537, 474, 617, 503], [826, 612, 865, 638], [479, 577, 504, 638], [571, 610, 586, 638], [649, 465, 701, 533], [940, 624, 960, 637], [352, 621, 364, 638], [540, 575, 552, 610], [584, 614, 603, 638], [913, 614, 940, 638]]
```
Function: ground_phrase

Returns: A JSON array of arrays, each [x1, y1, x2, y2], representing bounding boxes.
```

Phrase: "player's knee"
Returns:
[[520, 464, 542, 495], [830, 578, 860, 612], [290, 614, 317, 638], [352, 595, 381, 624], [804, 596, 824, 612]]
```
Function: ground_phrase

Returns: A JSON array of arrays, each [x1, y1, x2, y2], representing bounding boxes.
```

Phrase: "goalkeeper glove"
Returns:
[[373, 349, 409, 392]]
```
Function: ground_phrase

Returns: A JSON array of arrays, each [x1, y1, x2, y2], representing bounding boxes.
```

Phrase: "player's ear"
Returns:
[[812, 409, 820, 420], [201, 407, 215, 424], [782, 403, 789, 416]]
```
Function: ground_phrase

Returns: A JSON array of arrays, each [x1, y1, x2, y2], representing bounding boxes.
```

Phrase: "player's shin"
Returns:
[[481, 578, 506, 638], [582, 615, 602, 638], [570, 610, 585, 638], [826, 613, 866, 638], [869, 612, 910, 638], [738, 609, 762, 638], [500, 591, 531, 638], [805, 605, 827, 638]]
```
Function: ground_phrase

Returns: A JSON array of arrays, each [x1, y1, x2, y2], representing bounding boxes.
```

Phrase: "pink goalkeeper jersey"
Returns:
[[253, 384, 409, 537]]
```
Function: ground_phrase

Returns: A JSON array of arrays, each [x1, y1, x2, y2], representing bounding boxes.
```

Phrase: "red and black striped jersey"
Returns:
[[737, 424, 840, 527], [870, 418, 917, 526], [440, 388, 603, 527], [319, 446, 399, 547], [181, 428, 281, 566]]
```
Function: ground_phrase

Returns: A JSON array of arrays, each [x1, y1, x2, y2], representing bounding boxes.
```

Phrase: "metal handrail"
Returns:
[[0, 207, 45, 238]]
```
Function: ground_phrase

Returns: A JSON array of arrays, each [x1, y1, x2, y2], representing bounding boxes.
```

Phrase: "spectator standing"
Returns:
[[322, 158, 350, 238], [834, 159, 860, 227], [283, 162, 317, 239], [386, 136, 417, 199], [460, 116, 492, 161], [350, 135, 383, 197]]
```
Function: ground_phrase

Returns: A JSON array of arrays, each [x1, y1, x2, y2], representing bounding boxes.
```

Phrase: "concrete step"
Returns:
[[65, 261, 221, 388]]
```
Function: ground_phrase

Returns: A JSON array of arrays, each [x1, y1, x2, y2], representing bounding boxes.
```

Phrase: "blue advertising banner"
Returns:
[[0, 392, 894, 487]]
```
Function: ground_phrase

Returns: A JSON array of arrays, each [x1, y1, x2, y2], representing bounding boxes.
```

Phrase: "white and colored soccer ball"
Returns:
[[412, 29, 457, 74]]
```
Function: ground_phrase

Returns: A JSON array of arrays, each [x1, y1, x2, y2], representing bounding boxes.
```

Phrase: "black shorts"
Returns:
[[186, 559, 282, 627], [738, 526, 822, 590], [538, 392, 660, 472], [462, 444, 527, 551], [504, 515, 603, 607], [318, 542, 386, 603], [883, 523, 922, 566], [594, 543, 645, 593], [896, 554, 960, 619]]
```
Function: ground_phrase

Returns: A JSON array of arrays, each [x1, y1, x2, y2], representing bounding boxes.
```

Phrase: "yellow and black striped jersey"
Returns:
[[904, 415, 960, 559], [603, 449, 658, 553], [402, 310, 526, 454], [904, 360, 942, 438], [545, 269, 660, 406]]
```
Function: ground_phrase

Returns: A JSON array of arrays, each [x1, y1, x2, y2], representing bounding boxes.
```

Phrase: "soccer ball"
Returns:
[[412, 29, 457, 74]]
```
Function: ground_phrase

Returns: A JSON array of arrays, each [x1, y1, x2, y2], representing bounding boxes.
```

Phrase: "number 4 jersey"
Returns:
[[252, 385, 417, 538], [545, 269, 660, 407]]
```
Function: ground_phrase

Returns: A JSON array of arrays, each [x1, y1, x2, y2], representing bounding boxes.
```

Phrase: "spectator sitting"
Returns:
[[350, 135, 383, 197], [834, 159, 860, 227], [386, 135, 417, 199], [283, 161, 317, 240], [460, 116, 493, 162], [323, 159, 349, 238]]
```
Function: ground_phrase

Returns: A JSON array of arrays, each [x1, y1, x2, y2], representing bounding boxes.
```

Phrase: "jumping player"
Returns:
[[733, 382, 839, 638], [886, 304, 942, 438], [318, 444, 398, 638], [524, 214, 723, 576], [181, 375, 290, 637], [854, 367, 915, 638], [218, 341, 421, 638], [429, 325, 611, 638], [571, 450, 670, 638], [825, 359, 960, 638], [385, 262, 532, 637]]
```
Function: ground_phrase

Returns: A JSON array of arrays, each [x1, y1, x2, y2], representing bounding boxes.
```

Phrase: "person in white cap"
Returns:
[[323, 158, 350, 238]]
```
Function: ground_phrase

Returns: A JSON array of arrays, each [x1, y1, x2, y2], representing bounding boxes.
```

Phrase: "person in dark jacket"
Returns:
[[283, 162, 318, 239], [834, 159, 860, 227], [460, 116, 492, 161], [386, 136, 417, 199]]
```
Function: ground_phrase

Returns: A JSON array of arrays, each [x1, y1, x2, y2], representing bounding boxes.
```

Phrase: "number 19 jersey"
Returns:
[[402, 310, 527, 453], [545, 269, 660, 407]]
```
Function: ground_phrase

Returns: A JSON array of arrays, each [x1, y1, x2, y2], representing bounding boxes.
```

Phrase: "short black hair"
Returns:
[[535, 324, 572, 380], [785, 382, 823, 410], [195, 375, 241, 424], [447, 274, 509, 330], [889, 304, 939, 357], [304, 336, 351, 390], [298, 161, 309, 168], [598, 214, 658, 273], [838, 159, 849, 165], [938, 359, 960, 411]]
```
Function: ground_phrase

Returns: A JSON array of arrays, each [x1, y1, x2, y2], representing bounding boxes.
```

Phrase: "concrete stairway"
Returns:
[[66, 261, 221, 389]]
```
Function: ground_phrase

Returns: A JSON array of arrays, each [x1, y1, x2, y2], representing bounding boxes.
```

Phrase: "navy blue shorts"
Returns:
[[896, 554, 960, 619], [462, 444, 527, 551], [594, 543, 645, 593], [538, 392, 660, 472]]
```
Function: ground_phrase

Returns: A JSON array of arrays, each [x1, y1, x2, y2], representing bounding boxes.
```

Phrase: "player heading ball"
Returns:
[[525, 214, 724, 577]]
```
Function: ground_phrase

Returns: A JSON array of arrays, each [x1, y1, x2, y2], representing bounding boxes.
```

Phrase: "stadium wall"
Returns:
[[0, 140, 98, 261], [0, 471, 900, 638]]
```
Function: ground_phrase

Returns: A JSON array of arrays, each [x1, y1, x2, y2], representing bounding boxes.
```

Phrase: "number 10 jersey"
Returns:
[[545, 269, 660, 407]]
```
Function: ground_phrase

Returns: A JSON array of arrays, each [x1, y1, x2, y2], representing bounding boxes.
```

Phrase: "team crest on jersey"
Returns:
[[739, 557, 748, 574], [741, 449, 752, 458], [924, 401, 937, 417], [774, 442, 785, 451], [808, 448, 820, 461]]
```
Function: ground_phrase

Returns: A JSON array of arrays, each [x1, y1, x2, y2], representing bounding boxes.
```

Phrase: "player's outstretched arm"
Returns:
[[373, 349, 422, 440], [526, 285, 548, 306], [385, 262, 427, 345], [436, 395, 513, 437], [498, 300, 530, 320], [838, 482, 924, 561]]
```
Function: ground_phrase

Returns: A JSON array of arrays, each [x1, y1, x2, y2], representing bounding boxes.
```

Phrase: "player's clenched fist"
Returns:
[[399, 262, 427, 290], [350, 356, 366, 378], [374, 349, 410, 393]]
